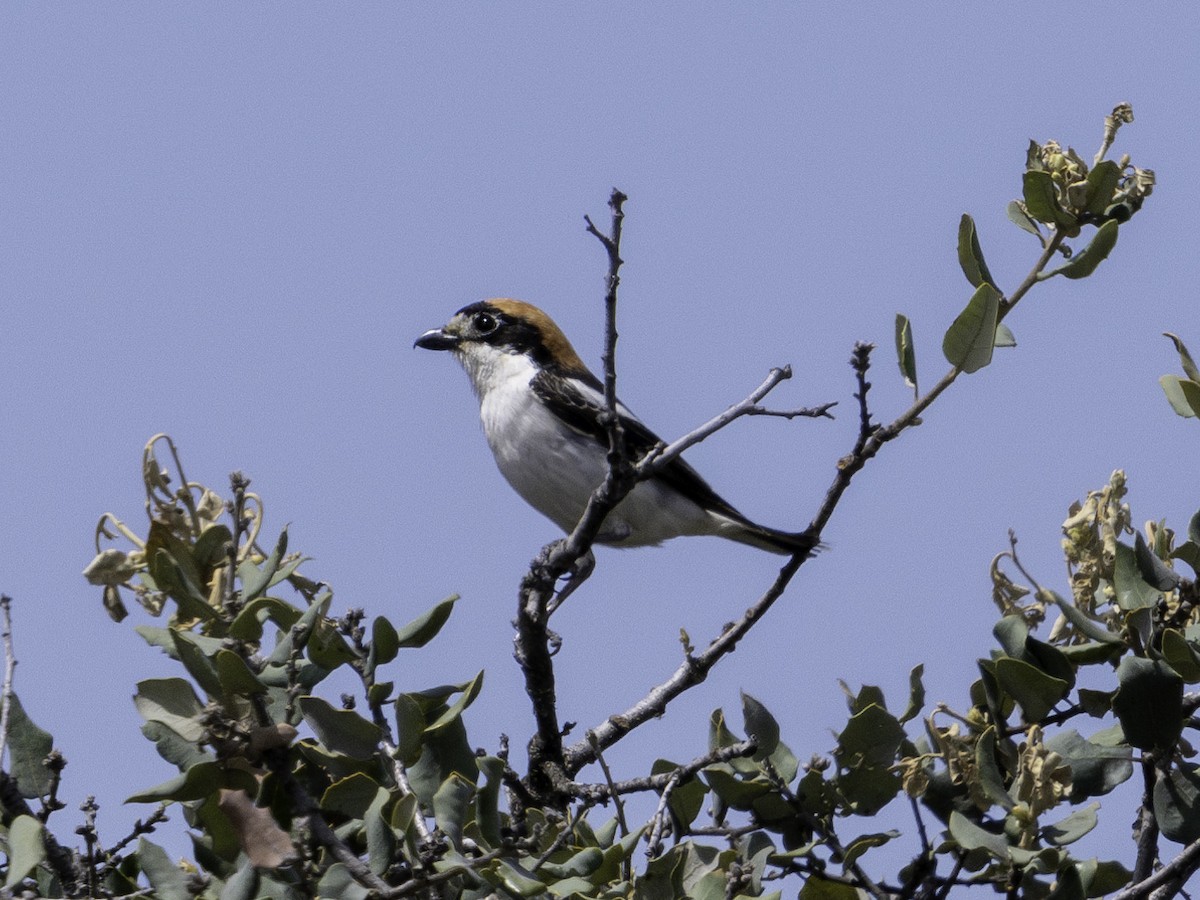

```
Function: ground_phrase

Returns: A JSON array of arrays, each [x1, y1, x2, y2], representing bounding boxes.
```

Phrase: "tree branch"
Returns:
[[514, 189, 630, 806], [1112, 830, 1200, 900], [565, 225, 1071, 774], [0, 595, 16, 771]]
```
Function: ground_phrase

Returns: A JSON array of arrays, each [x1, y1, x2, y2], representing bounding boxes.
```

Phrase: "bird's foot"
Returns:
[[548, 548, 596, 614]]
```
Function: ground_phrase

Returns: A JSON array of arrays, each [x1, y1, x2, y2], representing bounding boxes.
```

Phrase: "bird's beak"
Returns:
[[414, 327, 460, 351]]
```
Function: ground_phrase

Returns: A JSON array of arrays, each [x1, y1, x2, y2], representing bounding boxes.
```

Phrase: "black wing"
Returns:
[[529, 370, 752, 524]]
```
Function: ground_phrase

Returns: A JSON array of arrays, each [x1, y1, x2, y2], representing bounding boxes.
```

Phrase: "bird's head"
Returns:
[[415, 299, 592, 394]]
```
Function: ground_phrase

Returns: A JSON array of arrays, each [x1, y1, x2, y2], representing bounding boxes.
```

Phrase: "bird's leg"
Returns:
[[547, 548, 595, 614]]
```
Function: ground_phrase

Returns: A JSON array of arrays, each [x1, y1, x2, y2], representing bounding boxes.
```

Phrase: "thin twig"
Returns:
[[381, 848, 506, 898], [644, 770, 681, 859], [1133, 754, 1162, 884], [636, 367, 827, 476], [572, 740, 755, 798], [0, 596, 16, 769], [588, 732, 629, 837]]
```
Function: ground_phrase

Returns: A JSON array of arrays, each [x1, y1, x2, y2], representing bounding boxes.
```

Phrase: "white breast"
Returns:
[[455, 344, 716, 545]]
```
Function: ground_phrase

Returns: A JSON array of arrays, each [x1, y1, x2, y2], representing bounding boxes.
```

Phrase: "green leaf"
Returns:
[[1085, 160, 1122, 216], [539, 846, 605, 881], [404, 714, 477, 808], [1006, 200, 1042, 237], [842, 830, 899, 869], [975, 727, 1013, 811], [1045, 219, 1118, 280], [1023, 635, 1076, 688], [942, 282, 1001, 373], [299, 697, 382, 759], [425, 670, 484, 732], [393, 595, 458, 649], [741, 692, 780, 757], [1076, 688, 1114, 717], [238, 527, 288, 604], [393, 693, 426, 766], [651, 759, 707, 830], [1161, 374, 1200, 418], [703, 767, 769, 810], [133, 678, 206, 742], [369, 617, 400, 673], [1046, 863, 1086, 900], [1042, 802, 1098, 846], [321, 773, 384, 818], [432, 772, 475, 847], [192, 523, 233, 569], [993, 614, 1028, 658], [214, 649, 267, 697], [798, 876, 862, 899], [4, 815, 46, 888], [1023, 170, 1075, 227], [218, 858, 259, 900], [843, 682, 886, 715], [1043, 589, 1123, 645], [1078, 859, 1133, 897], [265, 593, 331, 667], [135, 625, 224, 659], [149, 547, 217, 623], [136, 837, 192, 900], [1155, 765, 1200, 844], [1059, 641, 1123, 666], [364, 788, 394, 876], [127, 761, 257, 803], [1113, 541, 1162, 610], [1113, 657, 1184, 751], [315, 864, 372, 900], [948, 810, 1009, 858], [475, 755, 504, 849], [144, 521, 223, 625], [1163, 629, 1200, 682], [1165, 332, 1200, 382], [1134, 530, 1182, 591], [835, 704, 904, 815], [994, 323, 1017, 348], [994, 656, 1070, 722], [7, 694, 54, 798], [836, 704, 904, 769], [894, 314, 917, 395], [170, 630, 223, 697], [306, 618, 358, 671], [141, 720, 213, 771], [899, 664, 925, 724], [957, 213, 995, 288], [228, 596, 302, 642]]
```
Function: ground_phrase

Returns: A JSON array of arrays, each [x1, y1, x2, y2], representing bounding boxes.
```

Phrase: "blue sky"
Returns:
[[2, 4, 1198, 871]]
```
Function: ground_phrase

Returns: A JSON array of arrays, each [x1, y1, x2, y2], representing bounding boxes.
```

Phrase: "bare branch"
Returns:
[[644, 770, 680, 859], [514, 189, 631, 806], [1112, 829, 1200, 900], [588, 732, 629, 838], [0, 596, 15, 769], [637, 366, 834, 476], [571, 740, 755, 799]]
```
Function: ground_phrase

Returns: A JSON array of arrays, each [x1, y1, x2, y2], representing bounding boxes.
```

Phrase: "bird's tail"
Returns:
[[721, 518, 821, 556]]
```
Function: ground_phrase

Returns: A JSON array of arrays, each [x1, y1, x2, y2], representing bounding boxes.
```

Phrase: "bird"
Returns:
[[415, 299, 815, 556]]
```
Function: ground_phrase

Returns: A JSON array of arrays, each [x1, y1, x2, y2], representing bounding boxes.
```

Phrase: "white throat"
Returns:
[[454, 343, 536, 401]]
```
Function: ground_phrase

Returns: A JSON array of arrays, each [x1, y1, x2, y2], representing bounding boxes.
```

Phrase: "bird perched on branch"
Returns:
[[415, 299, 814, 556]]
